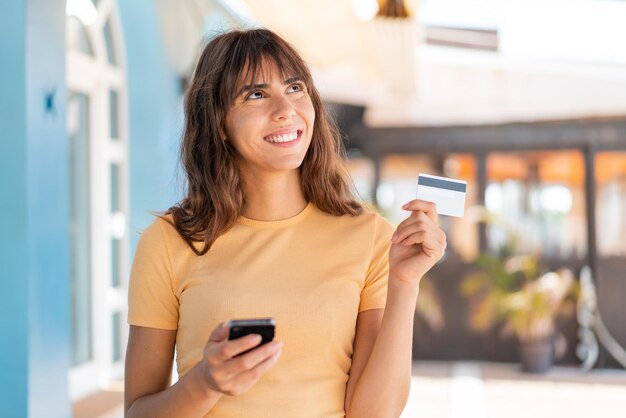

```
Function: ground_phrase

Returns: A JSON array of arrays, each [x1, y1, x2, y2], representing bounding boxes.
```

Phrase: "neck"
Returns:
[[239, 168, 308, 221]]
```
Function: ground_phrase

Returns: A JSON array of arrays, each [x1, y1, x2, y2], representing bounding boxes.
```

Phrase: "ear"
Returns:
[[218, 127, 228, 142], [217, 108, 229, 141]]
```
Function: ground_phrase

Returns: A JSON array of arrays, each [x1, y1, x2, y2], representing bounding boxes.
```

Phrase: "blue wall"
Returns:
[[0, 1, 233, 415], [118, 0, 184, 251], [0, 0, 29, 414], [0, 0, 71, 417]]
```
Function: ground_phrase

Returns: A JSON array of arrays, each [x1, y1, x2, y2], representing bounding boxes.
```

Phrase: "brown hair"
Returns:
[[165, 28, 362, 255]]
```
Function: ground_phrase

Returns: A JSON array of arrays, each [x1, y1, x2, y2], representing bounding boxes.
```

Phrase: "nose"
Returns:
[[271, 94, 296, 121]]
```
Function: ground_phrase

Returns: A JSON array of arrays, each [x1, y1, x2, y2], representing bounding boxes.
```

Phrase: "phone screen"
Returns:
[[227, 318, 275, 356]]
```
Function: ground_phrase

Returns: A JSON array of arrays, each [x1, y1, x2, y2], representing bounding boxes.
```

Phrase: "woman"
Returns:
[[124, 28, 446, 418]]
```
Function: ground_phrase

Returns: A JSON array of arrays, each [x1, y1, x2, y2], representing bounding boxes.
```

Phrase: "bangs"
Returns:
[[219, 30, 313, 106]]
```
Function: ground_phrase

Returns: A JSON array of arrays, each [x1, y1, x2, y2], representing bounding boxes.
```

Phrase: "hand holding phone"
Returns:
[[227, 318, 275, 356], [197, 319, 281, 396]]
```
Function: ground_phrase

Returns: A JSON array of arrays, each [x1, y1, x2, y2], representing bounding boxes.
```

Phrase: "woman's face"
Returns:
[[224, 61, 315, 177]]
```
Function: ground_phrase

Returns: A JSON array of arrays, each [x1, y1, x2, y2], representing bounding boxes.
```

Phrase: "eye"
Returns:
[[287, 82, 305, 94], [246, 91, 265, 100]]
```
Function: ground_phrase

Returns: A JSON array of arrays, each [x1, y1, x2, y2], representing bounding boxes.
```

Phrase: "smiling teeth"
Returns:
[[265, 131, 298, 143]]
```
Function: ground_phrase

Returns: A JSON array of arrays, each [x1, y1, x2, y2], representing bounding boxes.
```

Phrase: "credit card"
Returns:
[[416, 173, 467, 217]]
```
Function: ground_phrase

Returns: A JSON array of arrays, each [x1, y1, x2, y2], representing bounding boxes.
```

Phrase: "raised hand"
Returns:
[[389, 200, 447, 286]]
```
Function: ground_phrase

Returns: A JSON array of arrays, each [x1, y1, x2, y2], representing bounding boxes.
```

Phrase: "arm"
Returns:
[[125, 323, 283, 418], [344, 282, 418, 418], [345, 200, 446, 418], [344, 309, 384, 413], [124, 325, 222, 417]]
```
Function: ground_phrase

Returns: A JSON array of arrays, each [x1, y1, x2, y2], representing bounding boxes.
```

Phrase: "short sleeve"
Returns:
[[127, 218, 179, 330], [359, 215, 395, 312]]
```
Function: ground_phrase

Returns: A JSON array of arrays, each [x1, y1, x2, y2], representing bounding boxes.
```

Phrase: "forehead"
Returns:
[[236, 57, 298, 86]]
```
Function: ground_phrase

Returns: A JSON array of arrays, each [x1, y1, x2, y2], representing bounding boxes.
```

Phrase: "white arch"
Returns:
[[66, 0, 129, 401]]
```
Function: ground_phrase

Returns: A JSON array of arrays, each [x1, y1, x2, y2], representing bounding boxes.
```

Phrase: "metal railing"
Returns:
[[576, 265, 626, 370]]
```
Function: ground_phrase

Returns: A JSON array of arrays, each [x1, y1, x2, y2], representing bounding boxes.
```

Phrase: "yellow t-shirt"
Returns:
[[128, 202, 394, 418]]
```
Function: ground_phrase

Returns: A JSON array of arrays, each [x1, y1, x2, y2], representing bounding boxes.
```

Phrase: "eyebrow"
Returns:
[[237, 76, 305, 96]]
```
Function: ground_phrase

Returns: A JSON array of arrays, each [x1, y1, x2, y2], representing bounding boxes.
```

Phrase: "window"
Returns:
[[68, 92, 93, 367], [66, 0, 128, 401], [596, 152, 626, 257], [66, 16, 94, 56], [109, 89, 119, 139], [103, 18, 117, 66], [486, 151, 587, 258]]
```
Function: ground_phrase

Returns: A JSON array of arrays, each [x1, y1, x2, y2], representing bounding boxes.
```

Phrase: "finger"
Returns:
[[401, 233, 445, 257], [398, 231, 428, 247], [392, 221, 428, 244], [395, 210, 429, 231], [399, 226, 446, 248], [423, 235, 446, 258], [400, 230, 433, 247], [392, 213, 435, 243], [208, 321, 229, 343], [214, 333, 263, 361], [229, 347, 282, 387], [396, 210, 431, 229], [401, 200, 438, 224], [224, 340, 283, 374]]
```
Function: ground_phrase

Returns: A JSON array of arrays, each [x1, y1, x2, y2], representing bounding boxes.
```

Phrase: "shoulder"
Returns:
[[133, 214, 199, 281], [139, 214, 174, 241], [361, 208, 395, 243], [137, 214, 190, 253]]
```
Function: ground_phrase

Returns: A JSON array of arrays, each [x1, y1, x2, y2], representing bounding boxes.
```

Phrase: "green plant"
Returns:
[[461, 250, 578, 343]]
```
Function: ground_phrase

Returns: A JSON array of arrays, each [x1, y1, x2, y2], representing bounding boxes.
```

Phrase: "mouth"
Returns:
[[263, 129, 302, 144]]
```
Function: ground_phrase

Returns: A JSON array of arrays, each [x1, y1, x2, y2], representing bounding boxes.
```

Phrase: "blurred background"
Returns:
[[2, 0, 626, 417]]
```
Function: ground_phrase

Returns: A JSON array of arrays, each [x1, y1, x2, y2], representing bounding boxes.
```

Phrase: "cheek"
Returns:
[[226, 111, 257, 144], [300, 99, 316, 126]]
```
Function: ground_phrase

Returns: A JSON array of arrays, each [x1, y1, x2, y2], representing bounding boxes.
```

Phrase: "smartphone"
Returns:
[[227, 318, 275, 356]]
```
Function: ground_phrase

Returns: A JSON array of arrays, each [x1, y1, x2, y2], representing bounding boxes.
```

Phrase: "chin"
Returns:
[[269, 158, 306, 172], [277, 162, 305, 172], [280, 152, 307, 165]]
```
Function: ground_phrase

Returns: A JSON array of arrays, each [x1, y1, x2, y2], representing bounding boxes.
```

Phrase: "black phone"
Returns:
[[227, 318, 275, 356]]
